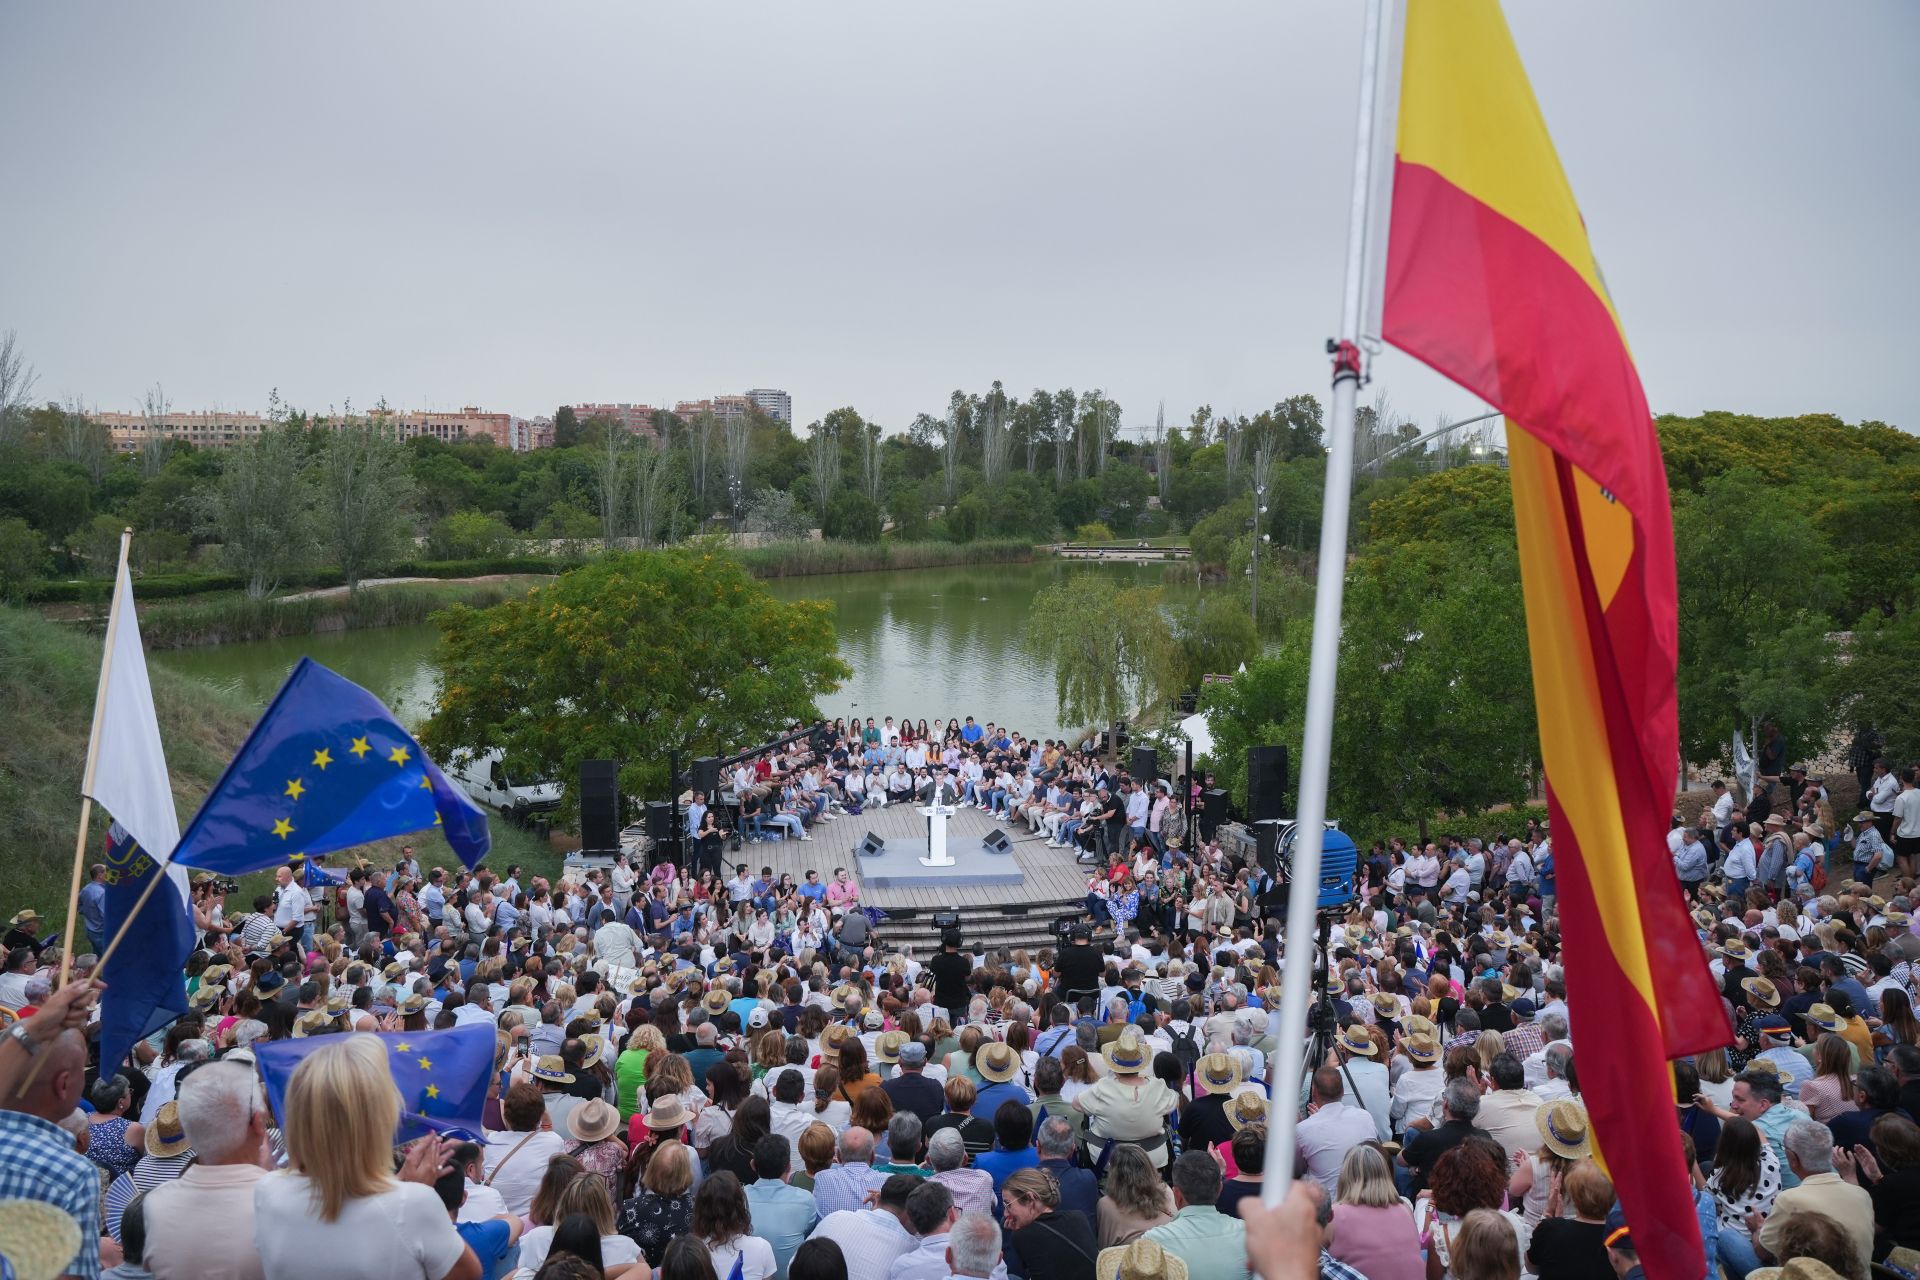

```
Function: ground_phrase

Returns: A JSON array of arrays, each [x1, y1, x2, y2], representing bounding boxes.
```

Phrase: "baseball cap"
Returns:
[[748, 1007, 770, 1029]]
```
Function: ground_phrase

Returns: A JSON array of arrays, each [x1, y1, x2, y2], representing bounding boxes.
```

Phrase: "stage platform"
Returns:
[[745, 799, 1096, 952]]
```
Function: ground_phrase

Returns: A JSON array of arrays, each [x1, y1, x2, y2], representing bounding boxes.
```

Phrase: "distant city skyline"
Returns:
[[2, 3, 1914, 435]]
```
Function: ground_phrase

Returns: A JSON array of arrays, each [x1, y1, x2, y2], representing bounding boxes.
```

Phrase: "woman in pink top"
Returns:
[[1797, 1034, 1859, 1124], [1327, 1145, 1424, 1280]]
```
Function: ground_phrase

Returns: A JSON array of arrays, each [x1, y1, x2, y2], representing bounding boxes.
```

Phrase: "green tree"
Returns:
[[823, 488, 882, 543], [1054, 479, 1099, 533], [1097, 463, 1153, 534], [944, 493, 988, 543], [199, 425, 314, 598], [427, 510, 513, 560], [1169, 593, 1259, 691], [313, 422, 418, 591], [0, 516, 47, 600], [745, 487, 810, 541], [422, 548, 850, 818], [1834, 595, 1920, 764], [551, 405, 582, 449], [1672, 470, 1838, 764], [1024, 574, 1175, 731], [887, 486, 930, 540]]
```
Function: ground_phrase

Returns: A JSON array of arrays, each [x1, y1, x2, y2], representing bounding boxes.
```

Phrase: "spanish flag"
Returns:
[[1380, 5, 1724, 1276]]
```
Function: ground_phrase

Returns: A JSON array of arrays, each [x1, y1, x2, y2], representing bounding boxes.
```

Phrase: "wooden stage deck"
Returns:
[[745, 800, 1092, 914]]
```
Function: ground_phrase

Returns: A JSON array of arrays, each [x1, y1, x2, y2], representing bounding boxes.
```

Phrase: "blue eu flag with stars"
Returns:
[[254, 1023, 496, 1143], [168, 658, 489, 875]]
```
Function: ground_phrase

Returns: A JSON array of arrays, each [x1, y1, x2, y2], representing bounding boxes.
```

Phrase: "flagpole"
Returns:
[[56, 529, 133, 987], [1262, 0, 1392, 1202]]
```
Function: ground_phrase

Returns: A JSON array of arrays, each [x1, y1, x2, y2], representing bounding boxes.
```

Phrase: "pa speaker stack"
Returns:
[[1130, 746, 1160, 783], [690, 756, 722, 797], [1202, 788, 1230, 835], [644, 800, 672, 839], [1248, 745, 1290, 823], [578, 760, 620, 852]]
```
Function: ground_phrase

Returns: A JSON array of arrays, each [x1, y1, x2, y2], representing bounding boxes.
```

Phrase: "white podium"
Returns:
[[917, 804, 958, 867]]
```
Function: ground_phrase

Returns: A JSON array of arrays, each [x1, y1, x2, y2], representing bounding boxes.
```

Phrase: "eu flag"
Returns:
[[97, 822, 196, 1073], [168, 658, 489, 875], [254, 1023, 496, 1143]]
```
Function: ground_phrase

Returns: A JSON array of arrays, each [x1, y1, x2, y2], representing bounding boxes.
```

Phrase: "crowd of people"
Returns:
[[2, 724, 1918, 1280]]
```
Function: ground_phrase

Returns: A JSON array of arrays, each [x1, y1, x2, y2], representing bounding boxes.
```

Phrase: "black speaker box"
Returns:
[[857, 831, 886, 857], [982, 829, 1013, 855], [644, 800, 672, 840], [690, 756, 722, 797], [1248, 745, 1290, 823], [579, 760, 620, 852], [1130, 746, 1159, 782]]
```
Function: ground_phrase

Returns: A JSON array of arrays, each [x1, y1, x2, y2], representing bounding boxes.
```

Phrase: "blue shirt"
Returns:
[[79, 880, 108, 937], [799, 882, 826, 905], [973, 1144, 1040, 1196], [812, 1161, 886, 1218], [745, 1178, 819, 1280], [0, 1111, 102, 1279], [971, 1081, 1033, 1121], [1037, 1158, 1098, 1229], [962, 723, 984, 743], [456, 1218, 517, 1280]]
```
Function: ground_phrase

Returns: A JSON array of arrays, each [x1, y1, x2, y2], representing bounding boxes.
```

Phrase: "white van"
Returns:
[[446, 748, 561, 822]]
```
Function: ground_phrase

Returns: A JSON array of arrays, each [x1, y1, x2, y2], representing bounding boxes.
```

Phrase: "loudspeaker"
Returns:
[[1251, 819, 1284, 875], [1202, 788, 1230, 835], [982, 829, 1013, 855], [1248, 745, 1290, 823], [857, 831, 885, 858], [579, 760, 620, 852], [690, 756, 722, 797], [1131, 747, 1159, 782], [644, 800, 672, 840]]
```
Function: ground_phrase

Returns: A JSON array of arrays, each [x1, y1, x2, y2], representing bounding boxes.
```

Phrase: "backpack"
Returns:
[[1167, 1022, 1202, 1077], [1808, 854, 1828, 894]]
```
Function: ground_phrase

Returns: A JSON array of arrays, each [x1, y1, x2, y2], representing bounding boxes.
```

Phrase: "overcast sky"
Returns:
[[4, 3, 1915, 438]]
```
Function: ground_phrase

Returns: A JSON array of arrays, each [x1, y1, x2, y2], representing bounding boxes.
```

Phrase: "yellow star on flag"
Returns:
[[312, 747, 333, 770], [395, 1042, 412, 1053], [419, 774, 432, 790], [417, 1057, 432, 1070], [424, 1084, 440, 1100], [285, 778, 306, 801], [349, 736, 372, 759], [272, 817, 295, 840], [388, 745, 411, 767], [433, 812, 442, 826]]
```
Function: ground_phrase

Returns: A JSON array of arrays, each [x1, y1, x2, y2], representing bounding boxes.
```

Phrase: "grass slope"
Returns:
[[0, 605, 561, 929]]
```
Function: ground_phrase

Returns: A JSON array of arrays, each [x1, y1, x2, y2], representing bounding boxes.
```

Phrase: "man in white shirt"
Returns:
[[1297, 1067, 1380, 1194], [1723, 830, 1760, 897], [809, 1174, 918, 1280], [593, 909, 641, 969], [1711, 780, 1736, 829], [143, 1061, 272, 1280], [1472, 1054, 1544, 1174], [890, 1196, 1007, 1280], [271, 866, 312, 950]]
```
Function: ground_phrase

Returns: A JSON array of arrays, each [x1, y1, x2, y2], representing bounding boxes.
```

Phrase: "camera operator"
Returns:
[[929, 929, 972, 1024], [1055, 922, 1104, 1005]]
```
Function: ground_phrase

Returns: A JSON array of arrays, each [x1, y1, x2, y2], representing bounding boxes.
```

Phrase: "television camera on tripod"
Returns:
[[1251, 820, 1361, 1089]]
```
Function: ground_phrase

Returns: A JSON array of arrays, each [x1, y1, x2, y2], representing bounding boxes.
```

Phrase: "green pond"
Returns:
[[152, 560, 1192, 741]]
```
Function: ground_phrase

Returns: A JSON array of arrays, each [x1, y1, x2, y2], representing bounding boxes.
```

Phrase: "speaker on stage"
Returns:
[[1130, 746, 1159, 783], [690, 756, 722, 797], [857, 831, 885, 858], [644, 800, 672, 840], [982, 829, 1013, 855], [1248, 745, 1290, 823], [1252, 818, 1284, 875], [579, 760, 620, 852], [1202, 787, 1230, 835]]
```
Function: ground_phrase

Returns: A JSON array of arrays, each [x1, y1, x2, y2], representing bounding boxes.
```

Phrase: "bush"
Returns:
[[426, 511, 514, 560], [823, 490, 883, 544], [1073, 522, 1116, 543]]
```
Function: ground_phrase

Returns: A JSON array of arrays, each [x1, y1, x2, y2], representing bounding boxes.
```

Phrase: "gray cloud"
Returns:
[[2, 1, 1913, 435]]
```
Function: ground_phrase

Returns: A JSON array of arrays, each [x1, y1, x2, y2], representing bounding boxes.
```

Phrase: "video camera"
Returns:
[[1049, 918, 1093, 942]]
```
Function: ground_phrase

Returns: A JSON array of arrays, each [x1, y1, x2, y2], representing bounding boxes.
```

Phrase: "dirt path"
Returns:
[[275, 573, 544, 602]]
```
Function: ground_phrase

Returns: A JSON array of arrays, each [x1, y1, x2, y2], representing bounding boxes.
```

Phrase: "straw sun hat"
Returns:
[[1096, 1238, 1189, 1280], [567, 1098, 621, 1144], [975, 1041, 1021, 1084], [1195, 1053, 1243, 1096], [145, 1101, 192, 1158], [0, 1197, 82, 1280], [1534, 1099, 1592, 1160]]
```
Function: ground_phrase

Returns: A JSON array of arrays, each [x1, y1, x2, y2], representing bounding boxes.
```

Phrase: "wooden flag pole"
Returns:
[[56, 528, 133, 988]]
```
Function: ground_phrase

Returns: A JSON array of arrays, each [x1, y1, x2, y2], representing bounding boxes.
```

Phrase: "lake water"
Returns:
[[152, 560, 1186, 741]]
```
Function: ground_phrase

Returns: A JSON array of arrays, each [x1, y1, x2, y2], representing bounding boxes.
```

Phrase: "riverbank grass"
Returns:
[[0, 604, 566, 926]]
